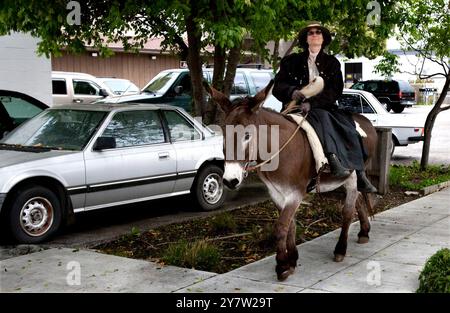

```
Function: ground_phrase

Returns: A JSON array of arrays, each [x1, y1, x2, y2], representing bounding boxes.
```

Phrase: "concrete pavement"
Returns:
[[1, 187, 449, 293]]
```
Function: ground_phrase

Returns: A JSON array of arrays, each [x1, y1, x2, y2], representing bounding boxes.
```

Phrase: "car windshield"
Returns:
[[1, 109, 106, 151], [102, 80, 140, 95], [142, 71, 179, 94], [398, 80, 414, 92]]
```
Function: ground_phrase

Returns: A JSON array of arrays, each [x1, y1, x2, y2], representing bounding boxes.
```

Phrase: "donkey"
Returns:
[[205, 80, 378, 281]]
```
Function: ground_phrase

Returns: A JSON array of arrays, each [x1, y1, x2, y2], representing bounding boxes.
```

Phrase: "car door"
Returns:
[[338, 93, 378, 125], [72, 79, 105, 104], [83, 109, 177, 210], [162, 109, 205, 193]]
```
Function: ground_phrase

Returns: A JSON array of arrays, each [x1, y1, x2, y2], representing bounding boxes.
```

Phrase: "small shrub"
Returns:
[[162, 239, 221, 272], [417, 248, 450, 293], [210, 212, 237, 234]]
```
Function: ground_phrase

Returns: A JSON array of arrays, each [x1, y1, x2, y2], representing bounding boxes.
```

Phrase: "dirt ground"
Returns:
[[96, 186, 421, 273]]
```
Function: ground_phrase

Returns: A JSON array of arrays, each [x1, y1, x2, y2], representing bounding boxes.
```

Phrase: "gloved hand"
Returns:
[[291, 89, 306, 102], [300, 101, 311, 114]]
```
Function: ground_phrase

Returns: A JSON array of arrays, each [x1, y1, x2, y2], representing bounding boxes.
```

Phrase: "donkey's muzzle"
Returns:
[[223, 178, 239, 190]]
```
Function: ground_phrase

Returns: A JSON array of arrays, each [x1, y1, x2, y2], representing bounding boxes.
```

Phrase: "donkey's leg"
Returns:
[[286, 219, 299, 271], [355, 192, 371, 244], [334, 173, 358, 262], [275, 201, 299, 281]]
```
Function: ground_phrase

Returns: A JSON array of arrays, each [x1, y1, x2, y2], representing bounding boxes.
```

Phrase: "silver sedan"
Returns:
[[0, 103, 224, 243]]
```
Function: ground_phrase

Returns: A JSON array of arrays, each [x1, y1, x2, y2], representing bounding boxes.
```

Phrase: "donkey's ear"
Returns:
[[203, 81, 232, 113], [250, 79, 275, 112]]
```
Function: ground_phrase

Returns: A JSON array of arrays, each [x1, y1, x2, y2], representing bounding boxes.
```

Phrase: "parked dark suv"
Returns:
[[350, 80, 416, 113]]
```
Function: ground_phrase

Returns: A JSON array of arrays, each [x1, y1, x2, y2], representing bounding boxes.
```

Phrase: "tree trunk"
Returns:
[[205, 46, 226, 124], [271, 39, 280, 71], [223, 45, 242, 97], [185, 7, 205, 118], [420, 73, 450, 170]]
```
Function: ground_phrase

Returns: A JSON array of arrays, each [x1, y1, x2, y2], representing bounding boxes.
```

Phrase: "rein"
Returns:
[[244, 112, 308, 173]]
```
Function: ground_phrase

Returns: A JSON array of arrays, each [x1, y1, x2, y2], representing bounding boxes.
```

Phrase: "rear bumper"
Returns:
[[400, 100, 416, 107], [408, 135, 425, 142], [0, 194, 6, 213]]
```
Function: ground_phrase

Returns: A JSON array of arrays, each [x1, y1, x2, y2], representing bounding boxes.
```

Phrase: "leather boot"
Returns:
[[356, 170, 377, 193], [326, 154, 351, 178]]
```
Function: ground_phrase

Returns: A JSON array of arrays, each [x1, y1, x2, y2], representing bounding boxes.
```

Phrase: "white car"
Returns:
[[0, 103, 224, 243], [97, 78, 140, 96], [52, 71, 114, 106], [263, 89, 424, 156]]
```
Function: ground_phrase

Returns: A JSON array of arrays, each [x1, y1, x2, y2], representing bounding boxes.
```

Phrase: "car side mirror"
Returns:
[[99, 88, 109, 97], [174, 86, 183, 95], [1, 131, 9, 139], [93, 136, 116, 151]]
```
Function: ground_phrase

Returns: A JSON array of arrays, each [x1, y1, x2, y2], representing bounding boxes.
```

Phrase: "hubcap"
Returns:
[[19, 197, 54, 237], [202, 173, 224, 205]]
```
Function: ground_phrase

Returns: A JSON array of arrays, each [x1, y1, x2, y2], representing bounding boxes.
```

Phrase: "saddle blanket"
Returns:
[[288, 113, 367, 174]]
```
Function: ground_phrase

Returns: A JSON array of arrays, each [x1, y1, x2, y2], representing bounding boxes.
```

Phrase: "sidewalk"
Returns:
[[1, 187, 449, 293]]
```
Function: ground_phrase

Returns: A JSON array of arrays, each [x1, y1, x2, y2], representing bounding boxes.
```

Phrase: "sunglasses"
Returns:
[[307, 30, 322, 36]]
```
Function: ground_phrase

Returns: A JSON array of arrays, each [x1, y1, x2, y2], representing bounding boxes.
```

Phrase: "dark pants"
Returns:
[[306, 107, 366, 171]]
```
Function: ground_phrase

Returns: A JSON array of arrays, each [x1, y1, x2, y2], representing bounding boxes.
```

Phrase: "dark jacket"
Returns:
[[273, 49, 365, 171], [273, 50, 343, 111]]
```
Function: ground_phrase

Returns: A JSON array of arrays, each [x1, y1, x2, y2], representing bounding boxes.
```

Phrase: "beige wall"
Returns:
[[52, 51, 180, 88]]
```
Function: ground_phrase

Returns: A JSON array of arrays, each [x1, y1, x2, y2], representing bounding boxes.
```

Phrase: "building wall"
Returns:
[[0, 32, 52, 105], [52, 51, 181, 88]]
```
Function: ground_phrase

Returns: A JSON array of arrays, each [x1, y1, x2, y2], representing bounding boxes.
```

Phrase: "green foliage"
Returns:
[[389, 161, 450, 190], [130, 226, 141, 237], [210, 212, 237, 234], [162, 239, 221, 272], [417, 248, 450, 293], [374, 52, 400, 78]]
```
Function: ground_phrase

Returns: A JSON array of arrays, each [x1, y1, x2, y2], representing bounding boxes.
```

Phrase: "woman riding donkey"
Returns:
[[273, 21, 377, 193]]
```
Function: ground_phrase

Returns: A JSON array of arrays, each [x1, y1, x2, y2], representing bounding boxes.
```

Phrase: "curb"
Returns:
[[421, 180, 450, 196]]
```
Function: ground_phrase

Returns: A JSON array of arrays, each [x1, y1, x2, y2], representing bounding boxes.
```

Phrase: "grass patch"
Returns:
[[389, 161, 450, 190], [417, 248, 450, 293], [161, 239, 221, 272], [210, 212, 237, 234]]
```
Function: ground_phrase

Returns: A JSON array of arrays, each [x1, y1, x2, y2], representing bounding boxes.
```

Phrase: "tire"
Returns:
[[7, 186, 62, 244], [392, 106, 405, 113], [389, 137, 396, 158], [191, 164, 226, 211]]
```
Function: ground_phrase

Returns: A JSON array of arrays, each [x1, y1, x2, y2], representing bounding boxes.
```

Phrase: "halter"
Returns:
[[243, 112, 308, 173]]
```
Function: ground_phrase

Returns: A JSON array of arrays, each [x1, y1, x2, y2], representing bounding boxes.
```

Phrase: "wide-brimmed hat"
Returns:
[[298, 21, 332, 49]]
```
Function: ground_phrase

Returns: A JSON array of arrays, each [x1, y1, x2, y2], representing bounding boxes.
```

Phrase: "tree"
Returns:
[[0, 0, 397, 122], [377, 0, 449, 169]]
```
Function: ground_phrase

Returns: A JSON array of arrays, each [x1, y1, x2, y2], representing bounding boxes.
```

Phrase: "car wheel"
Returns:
[[192, 165, 226, 211], [7, 186, 62, 244], [392, 106, 405, 113]]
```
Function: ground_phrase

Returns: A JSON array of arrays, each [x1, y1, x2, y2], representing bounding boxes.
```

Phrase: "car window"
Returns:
[[2, 109, 106, 151], [231, 73, 249, 95], [0, 95, 44, 124], [73, 80, 101, 96], [381, 81, 398, 93], [351, 82, 364, 90], [175, 74, 192, 94], [360, 96, 375, 113], [250, 72, 273, 92], [143, 71, 179, 93], [102, 80, 139, 95], [102, 110, 165, 148], [52, 79, 68, 95], [164, 110, 201, 142], [337, 94, 363, 113], [365, 82, 378, 93]]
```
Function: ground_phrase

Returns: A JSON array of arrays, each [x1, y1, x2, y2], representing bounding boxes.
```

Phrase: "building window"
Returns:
[[345, 63, 363, 84]]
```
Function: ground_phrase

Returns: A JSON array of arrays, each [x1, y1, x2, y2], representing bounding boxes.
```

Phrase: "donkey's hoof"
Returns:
[[334, 254, 345, 262], [277, 268, 294, 281], [357, 236, 370, 244]]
